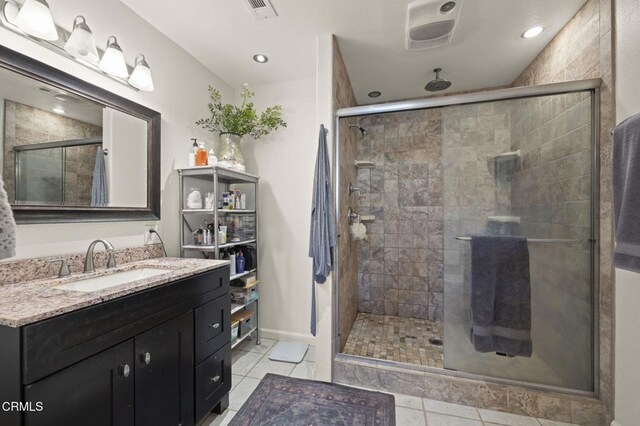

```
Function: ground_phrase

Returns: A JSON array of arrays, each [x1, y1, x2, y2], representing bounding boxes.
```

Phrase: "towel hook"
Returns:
[[102, 148, 109, 156]]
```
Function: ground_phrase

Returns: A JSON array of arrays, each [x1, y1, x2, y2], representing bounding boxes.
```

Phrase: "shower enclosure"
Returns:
[[334, 80, 599, 394]]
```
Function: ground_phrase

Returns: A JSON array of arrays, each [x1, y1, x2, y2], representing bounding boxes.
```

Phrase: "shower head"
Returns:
[[349, 124, 368, 137], [425, 68, 452, 92]]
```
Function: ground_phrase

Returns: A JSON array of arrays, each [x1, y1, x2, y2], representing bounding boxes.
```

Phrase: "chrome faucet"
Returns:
[[84, 239, 117, 273]]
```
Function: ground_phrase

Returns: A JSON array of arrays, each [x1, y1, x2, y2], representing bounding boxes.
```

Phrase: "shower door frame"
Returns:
[[332, 78, 601, 397]]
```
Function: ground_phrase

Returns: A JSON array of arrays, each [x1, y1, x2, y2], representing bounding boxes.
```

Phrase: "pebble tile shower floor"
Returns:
[[343, 312, 444, 367]]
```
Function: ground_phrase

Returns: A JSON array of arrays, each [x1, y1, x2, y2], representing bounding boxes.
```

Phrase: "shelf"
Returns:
[[230, 269, 257, 281], [178, 165, 259, 183], [182, 239, 256, 252], [231, 298, 257, 315], [232, 327, 257, 349], [219, 239, 257, 249], [217, 209, 256, 214], [231, 309, 254, 322], [181, 209, 255, 215]]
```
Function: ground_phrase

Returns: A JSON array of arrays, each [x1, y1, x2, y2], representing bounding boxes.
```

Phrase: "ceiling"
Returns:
[[121, 0, 587, 104], [0, 67, 103, 126]]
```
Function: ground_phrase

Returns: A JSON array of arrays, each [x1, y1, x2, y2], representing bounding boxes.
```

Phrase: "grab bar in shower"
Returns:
[[454, 237, 582, 244]]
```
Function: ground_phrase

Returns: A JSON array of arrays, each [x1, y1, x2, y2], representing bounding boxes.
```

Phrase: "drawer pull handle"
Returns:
[[140, 352, 151, 365], [209, 323, 220, 329], [119, 364, 130, 378], [210, 375, 221, 383]]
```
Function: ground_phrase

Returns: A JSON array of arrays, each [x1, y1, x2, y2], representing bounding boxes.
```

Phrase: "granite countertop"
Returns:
[[0, 257, 229, 328]]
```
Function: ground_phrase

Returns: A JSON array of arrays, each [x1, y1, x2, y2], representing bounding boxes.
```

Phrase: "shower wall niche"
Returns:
[[355, 109, 444, 321]]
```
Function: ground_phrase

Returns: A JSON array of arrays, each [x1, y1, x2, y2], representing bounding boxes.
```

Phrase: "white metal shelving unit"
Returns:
[[178, 165, 260, 348]]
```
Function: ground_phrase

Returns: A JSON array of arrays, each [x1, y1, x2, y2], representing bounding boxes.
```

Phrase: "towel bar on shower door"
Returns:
[[454, 237, 582, 244]]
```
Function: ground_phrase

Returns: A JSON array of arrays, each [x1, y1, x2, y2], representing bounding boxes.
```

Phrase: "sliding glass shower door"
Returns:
[[442, 92, 595, 391]]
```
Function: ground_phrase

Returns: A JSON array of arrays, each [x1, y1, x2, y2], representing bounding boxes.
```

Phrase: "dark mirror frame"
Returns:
[[0, 46, 161, 224]]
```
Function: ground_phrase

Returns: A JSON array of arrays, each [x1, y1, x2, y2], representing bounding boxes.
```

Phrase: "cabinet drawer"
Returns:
[[195, 296, 230, 364], [195, 343, 231, 422], [23, 267, 229, 384]]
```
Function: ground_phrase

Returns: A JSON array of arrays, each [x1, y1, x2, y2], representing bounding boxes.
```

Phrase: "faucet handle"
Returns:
[[106, 251, 117, 269], [47, 258, 70, 278]]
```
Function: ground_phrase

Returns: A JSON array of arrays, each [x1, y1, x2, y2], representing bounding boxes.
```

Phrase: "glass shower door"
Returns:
[[15, 147, 64, 205], [442, 92, 594, 391]]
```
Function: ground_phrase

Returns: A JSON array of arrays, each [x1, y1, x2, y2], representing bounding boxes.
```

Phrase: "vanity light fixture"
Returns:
[[13, 0, 57, 40], [128, 54, 154, 91], [253, 54, 269, 63], [52, 106, 65, 114], [521, 26, 544, 39], [64, 16, 99, 65], [99, 36, 128, 79]]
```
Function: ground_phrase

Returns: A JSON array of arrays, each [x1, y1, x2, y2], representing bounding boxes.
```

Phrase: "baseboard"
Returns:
[[259, 328, 317, 345]]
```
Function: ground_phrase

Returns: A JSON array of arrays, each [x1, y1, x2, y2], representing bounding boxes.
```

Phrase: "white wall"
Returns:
[[241, 34, 335, 382], [241, 77, 317, 343], [613, 1, 640, 425], [103, 108, 147, 207], [0, 0, 233, 259]]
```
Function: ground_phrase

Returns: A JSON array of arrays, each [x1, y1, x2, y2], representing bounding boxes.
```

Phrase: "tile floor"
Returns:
[[342, 312, 444, 367], [201, 337, 576, 426]]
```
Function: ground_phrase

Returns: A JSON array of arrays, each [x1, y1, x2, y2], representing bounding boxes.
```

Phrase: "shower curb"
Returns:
[[333, 356, 605, 426]]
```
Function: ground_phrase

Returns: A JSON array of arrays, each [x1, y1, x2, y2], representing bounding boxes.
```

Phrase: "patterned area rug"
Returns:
[[230, 373, 396, 426]]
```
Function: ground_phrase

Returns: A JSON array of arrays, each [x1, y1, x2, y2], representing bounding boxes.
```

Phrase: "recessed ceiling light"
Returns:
[[54, 94, 80, 103], [522, 26, 544, 39], [253, 54, 269, 63], [52, 106, 65, 114], [368, 91, 382, 98], [440, 1, 456, 13]]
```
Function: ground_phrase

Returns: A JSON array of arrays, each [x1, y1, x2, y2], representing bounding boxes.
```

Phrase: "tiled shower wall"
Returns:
[[510, 94, 593, 390], [2, 100, 102, 206], [334, 37, 360, 351], [355, 109, 444, 321], [512, 0, 614, 419]]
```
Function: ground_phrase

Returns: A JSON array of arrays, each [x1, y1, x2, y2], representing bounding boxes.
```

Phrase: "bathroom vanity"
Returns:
[[0, 258, 231, 426]]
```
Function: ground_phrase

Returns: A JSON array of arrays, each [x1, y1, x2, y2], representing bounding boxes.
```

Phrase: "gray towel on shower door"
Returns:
[[613, 114, 640, 272], [470, 235, 532, 357], [91, 147, 108, 207]]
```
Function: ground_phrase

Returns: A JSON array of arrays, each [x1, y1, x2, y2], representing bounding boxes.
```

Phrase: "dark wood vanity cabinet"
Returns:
[[0, 266, 231, 426]]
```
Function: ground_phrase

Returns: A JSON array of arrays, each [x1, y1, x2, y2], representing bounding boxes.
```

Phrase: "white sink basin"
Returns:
[[55, 268, 171, 292]]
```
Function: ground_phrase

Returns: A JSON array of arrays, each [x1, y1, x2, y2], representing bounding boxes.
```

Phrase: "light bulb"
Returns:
[[14, 0, 58, 41], [128, 54, 154, 91], [99, 36, 128, 78], [64, 16, 99, 65]]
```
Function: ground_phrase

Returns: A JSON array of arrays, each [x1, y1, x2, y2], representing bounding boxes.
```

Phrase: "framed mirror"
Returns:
[[0, 45, 160, 224]]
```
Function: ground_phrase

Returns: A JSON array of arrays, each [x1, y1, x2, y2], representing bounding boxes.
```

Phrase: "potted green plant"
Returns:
[[196, 84, 286, 171]]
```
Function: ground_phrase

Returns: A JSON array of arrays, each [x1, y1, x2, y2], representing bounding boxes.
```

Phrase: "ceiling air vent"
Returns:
[[244, 0, 278, 20], [406, 0, 463, 50]]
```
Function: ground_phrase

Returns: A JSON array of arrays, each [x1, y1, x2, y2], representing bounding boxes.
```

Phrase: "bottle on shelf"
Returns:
[[228, 248, 237, 275], [235, 190, 242, 209], [208, 149, 218, 166], [196, 142, 208, 166], [236, 249, 245, 274]]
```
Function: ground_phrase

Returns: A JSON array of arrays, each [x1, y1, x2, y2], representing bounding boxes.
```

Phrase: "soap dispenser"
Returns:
[[189, 138, 198, 167], [196, 142, 208, 166]]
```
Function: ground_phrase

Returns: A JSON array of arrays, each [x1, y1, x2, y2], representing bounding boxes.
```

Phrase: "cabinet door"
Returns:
[[24, 340, 134, 426], [135, 311, 194, 426]]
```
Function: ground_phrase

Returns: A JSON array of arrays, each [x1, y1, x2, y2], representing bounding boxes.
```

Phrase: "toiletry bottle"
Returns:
[[235, 190, 242, 209], [208, 149, 218, 166], [222, 192, 228, 209], [236, 250, 245, 274], [240, 193, 246, 210], [189, 138, 198, 167], [229, 249, 236, 275], [196, 142, 208, 166]]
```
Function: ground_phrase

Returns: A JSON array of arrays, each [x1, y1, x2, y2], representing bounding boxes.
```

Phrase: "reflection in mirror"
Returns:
[[0, 66, 148, 208]]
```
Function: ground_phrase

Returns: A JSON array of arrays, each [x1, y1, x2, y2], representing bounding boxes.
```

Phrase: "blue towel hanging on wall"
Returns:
[[309, 124, 336, 336]]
